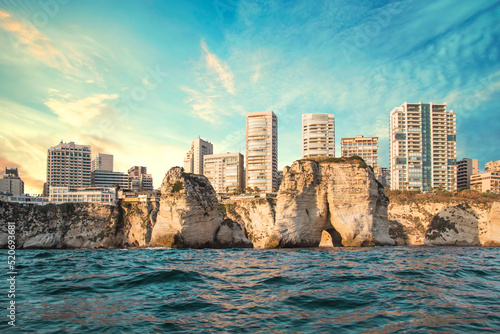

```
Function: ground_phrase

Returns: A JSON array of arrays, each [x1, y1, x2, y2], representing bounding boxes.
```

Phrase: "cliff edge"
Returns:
[[0, 167, 252, 249]]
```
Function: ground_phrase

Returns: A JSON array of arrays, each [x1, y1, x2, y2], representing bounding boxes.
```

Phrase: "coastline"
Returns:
[[1, 161, 499, 249]]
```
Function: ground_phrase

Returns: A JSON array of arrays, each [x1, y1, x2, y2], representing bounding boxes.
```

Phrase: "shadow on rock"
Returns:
[[424, 203, 480, 246]]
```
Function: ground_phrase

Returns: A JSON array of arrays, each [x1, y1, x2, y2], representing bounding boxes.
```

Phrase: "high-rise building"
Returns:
[[0, 167, 24, 195], [184, 137, 213, 175], [246, 111, 278, 193], [46, 141, 92, 194], [341, 135, 378, 169], [91, 153, 113, 172], [203, 153, 244, 194], [302, 113, 335, 158], [389, 102, 457, 191], [128, 166, 153, 191], [457, 158, 479, 190]]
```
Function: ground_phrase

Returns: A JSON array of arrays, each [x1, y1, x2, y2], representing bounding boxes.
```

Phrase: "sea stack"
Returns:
[[147, 167, 252, 248], [224, 158, 395, 247]]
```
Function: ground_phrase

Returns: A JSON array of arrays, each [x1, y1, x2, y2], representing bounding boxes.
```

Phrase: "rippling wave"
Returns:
[[1, 247, 500, 333]]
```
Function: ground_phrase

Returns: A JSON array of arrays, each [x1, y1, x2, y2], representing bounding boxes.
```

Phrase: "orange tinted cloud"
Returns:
[[0, 9, 74, 73], [0, 157, 44, 194]]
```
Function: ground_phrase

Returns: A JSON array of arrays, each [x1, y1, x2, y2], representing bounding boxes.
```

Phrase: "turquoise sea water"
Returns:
[[1, 247, 499, 333]]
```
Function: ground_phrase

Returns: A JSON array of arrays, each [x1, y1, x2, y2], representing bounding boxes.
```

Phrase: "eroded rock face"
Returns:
[[0, 201, 121, 249], [224, 159, 394, 248], [214, 219, 253, 248], [388, 198, 498, 246], [274, 160, 394, 247], [223, 199, 276, 248], [424, 204, 480, 246], [0, 167, 253, 249], [482, 202, 500, 247], [146, 167, 252, 248]]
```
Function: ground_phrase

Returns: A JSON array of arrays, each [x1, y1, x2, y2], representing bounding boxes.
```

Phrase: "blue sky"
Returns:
[[0, 0, 499, 193]]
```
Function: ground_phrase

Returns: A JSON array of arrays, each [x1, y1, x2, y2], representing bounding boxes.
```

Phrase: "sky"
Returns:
[[0, 0, 499, 194]]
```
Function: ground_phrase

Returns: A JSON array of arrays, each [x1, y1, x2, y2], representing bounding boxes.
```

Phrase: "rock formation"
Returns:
[[483, 202, 500, 246], [2, 163, 499, 249], [224, 158, 395, 247], [0, 167, 252, 249], [387, 193, 499, 246], [424, 203, 480, 246], [145, 167, 251, 248], [0, 201, 121, 249]]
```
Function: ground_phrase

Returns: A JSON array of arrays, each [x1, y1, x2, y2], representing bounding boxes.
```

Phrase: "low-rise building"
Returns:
[[0, 193, 49, 205], [0, 168, 24, 195], [470, 171, 500, 194], [128, 166, 153, 191], [49, 186, 117, 205], [485, 160, 500, 172]]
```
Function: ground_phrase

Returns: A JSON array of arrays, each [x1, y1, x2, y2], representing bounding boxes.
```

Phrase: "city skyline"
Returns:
[[1, 0, 499, 193]]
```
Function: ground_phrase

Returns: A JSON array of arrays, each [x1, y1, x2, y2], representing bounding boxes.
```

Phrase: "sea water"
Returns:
[[1, 247, 499, 333]]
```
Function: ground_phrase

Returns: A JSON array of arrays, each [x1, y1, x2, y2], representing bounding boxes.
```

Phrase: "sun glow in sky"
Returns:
[[1, 0, 499, 194]]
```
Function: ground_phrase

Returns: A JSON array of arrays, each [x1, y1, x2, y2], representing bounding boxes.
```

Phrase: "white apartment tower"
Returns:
[[91, 153, 113, 172], [203, 153, 244, 194], [341, 135, 378, 169], [184, 137, 213, 175], [389, 102, 457, 191], [302, 113, 335, 158], [246, 111, 278, 192], [46, 141, 92, 191]]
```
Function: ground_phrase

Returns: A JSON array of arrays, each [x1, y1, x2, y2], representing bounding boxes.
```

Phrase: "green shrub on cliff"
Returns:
[[301, 155, 368, 168], [220, 203, 226, 216], [387, 189, 498, 207], [172, 181, 183, 193]]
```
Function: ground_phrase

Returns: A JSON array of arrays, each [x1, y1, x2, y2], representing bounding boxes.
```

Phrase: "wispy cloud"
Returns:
[[215, 129, 246, 153], [181, 86, 220, 124], [181, 40, 244, 124], [44, 92, 119, 127], [0, 9, 109, 84], [0, 9, 74, 73], [201, 39, 235, 94]]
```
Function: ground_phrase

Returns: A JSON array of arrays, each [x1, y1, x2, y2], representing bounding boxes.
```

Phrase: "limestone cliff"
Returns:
[[387, 192, 500, 246], [222, 199, 276, 248], [224, 158, 394, 247], [3, 164, 499, 249], [144, 167, 251, 248], [483, 202, 500, 246], [0, 167, 252, 249], [0, 201, 121, 249]]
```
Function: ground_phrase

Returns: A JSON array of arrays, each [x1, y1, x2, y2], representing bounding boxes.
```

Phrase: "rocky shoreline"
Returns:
[[1, 159, 499, 249]]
